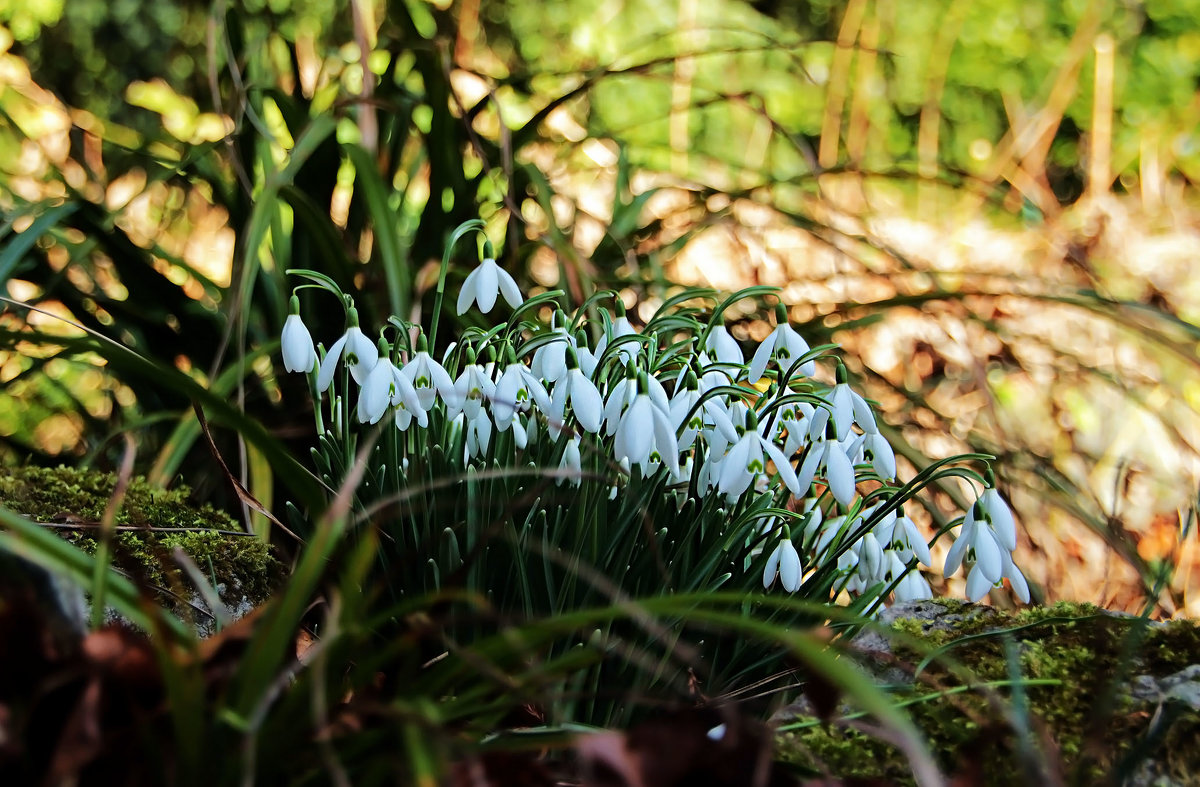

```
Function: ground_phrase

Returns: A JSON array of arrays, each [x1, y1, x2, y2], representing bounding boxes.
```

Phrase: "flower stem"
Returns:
[[430, 219, 486, 350]]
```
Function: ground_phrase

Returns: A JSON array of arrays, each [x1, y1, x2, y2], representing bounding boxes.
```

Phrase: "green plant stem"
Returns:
[[430, 219, 485, 349]]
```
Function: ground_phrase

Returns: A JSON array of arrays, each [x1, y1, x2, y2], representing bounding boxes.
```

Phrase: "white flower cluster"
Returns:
[[281, 257, 1029, 605]]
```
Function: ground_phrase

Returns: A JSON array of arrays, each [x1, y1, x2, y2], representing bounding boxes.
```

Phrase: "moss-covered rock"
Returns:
[[0, 466, 283, 632], [775, 599, 1200, 785]]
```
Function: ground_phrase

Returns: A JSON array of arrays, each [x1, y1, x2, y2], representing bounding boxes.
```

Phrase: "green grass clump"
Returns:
[[0, 466, 282, 606], [777, 600, 1200, 784]]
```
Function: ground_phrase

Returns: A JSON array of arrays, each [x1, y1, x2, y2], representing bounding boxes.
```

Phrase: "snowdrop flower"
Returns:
[[445, 352, 496, 421], [557, 435, 583, 487], [943, 502, 1004, 586], [493, 352, 551, 431], [668, 372, 738, 450], [399, 338, 456, 412], [613, 376, 680, 476], [705, 323, 744, 367], [947, 490, 1028, 602], [593, 300, 639, 366], [796, 432, 857, 507], [575, 329, 602, 378], [891, 510, 933, 568], [859, 432, 896, 480], [546, 351, 604, 436], [317, 308, 379, 392], [464, 408, 493, 459], [829, 363, 878, 441], [281, 296, 316, 373], [718, 412, 801, 500], [763, 536, 803, 592], [358, 341, 424, 426], [456, 257, 522, 315], [747, 304, 815, 382], [531, 311, 572, 384], [894, 561, 933, 602], [510, 411, 534, 449], [603, 364, 668, 435]]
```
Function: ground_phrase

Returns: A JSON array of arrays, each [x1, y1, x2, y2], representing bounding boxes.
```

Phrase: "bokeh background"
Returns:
[[1, 0, 1198, 614]]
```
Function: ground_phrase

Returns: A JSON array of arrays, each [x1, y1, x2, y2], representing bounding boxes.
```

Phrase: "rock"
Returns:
[[775, 600, 1200, 785], [0, 466, 283, 637]]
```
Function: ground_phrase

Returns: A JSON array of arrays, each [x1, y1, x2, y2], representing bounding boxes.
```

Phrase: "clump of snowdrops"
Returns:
[[279, 226, 1029, 629]]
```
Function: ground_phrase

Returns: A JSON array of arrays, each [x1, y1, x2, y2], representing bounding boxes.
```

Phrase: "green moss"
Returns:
[[0, 466, 282, 607], [776, 600, 1200, 785]]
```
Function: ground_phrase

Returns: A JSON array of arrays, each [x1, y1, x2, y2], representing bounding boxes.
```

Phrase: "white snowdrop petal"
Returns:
[[316, 334, 348, 393], [719, 436, 755, 496], [807, 407, 830, 443], [982, 488, 1017, 551], [497, 266, 523, 308], [619, 397, 654, 465], [474, 261, 499, 313], [570, 372, 604, 433], [965, 564, 994, 602], [747, 333, 776, 383], [762, 439, 801, 496], [901, 518, 933, 567], [867, 433, 896, 479], [779, 540, 802, 592], [1004, 554, 1031, 604], [763, 541, 782, 589], [831, 385, 853, 442], [795, 443, 822, 497], [943, 525, 971, 578], [974, 524, 1003, 583], [649, 404, 682, 475], [824, 444, 857, 506], [850, 390, 878, 434]]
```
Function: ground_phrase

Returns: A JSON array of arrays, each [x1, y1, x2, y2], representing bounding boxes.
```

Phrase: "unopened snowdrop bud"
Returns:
[[763, 536, 803, 592], [860, 532, 885, 579], [316, 307, 379, 392], [604, 299, 638, 365], [557, 436, 583, 487], [281, 295, 317, 374], [464, 408, 493, 460], [575, 328, 601, 378], [531, 311, 571, 383]]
